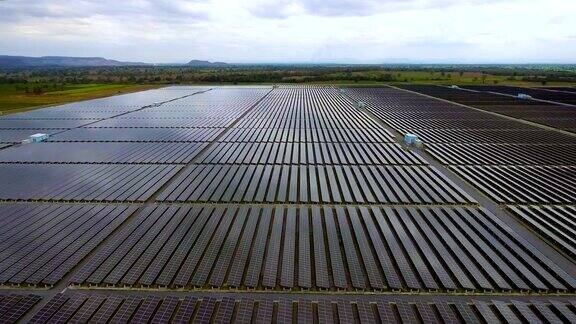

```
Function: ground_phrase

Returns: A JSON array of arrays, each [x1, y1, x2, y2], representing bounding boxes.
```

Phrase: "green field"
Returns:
[[315, 70, 576, 87], [0, 83, 159, 114]]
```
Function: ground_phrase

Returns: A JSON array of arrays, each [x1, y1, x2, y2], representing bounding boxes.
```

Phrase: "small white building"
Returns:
[[404, 133, 418, 146], [29, 133, 49, 143], [517, 93, 532, 100]]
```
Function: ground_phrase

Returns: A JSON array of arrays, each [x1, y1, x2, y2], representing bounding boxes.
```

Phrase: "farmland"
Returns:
[[0, 84, 575, 322]]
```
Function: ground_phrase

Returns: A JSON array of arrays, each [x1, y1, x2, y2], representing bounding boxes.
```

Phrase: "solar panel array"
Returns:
[[0, 164, 181, 201], [344, 86, 576, 203], [27, 293, 576, 324], [408, 85, 576, 132], [157, 87, 473, 205], [508, 205, 576, 258], [0, 203, 136, 285], [0, 87, 270, 203], [0, 88, 204, 144], [71, 205, 574, 292], [347, 85, 576, 263], [463, 85, 576, 106], [543, 86, 576, 93], [0, 294, 41, 323], [0, 85, 575, 321]]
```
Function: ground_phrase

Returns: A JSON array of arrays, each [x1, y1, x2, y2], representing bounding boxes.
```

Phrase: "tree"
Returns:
[[33, 86, 43, 95]]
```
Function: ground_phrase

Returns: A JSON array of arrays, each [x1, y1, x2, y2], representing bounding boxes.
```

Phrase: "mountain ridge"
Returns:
[[0, 55, 150, 68]]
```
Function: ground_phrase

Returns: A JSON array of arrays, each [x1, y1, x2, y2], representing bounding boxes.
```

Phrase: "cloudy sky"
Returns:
[[1, 0, 575, 63]]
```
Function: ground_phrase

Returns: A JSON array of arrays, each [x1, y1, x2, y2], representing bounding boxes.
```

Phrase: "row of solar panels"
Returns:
[[68, 204, 574, 292], [0, 164, 181, 202], [0, 160, 469, 203], [0, 142, 425, 165], [426, 143, 576, 166], [400, 129, 575, 144], [463, 84, 576, 110], [452, 166, 575, 204], [2, 127, 396, 144], [507, 205, 576, 259], [0, 142, 209, 164], [402, 85, 576, 132], [2, 203, 571, 291], [14, 293, 576, 324], [157, 165, 474, 204]]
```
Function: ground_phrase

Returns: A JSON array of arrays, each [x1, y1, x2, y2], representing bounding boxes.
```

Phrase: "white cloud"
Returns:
[[0, 0, 574, 63]]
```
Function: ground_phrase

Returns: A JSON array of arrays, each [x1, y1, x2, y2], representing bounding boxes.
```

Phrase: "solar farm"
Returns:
[[0, 84, 574, 323]]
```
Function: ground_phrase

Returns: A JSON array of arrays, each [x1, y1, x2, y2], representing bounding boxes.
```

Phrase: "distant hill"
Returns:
[[0, 55, 150, 68], [186, 60, 229, 67]]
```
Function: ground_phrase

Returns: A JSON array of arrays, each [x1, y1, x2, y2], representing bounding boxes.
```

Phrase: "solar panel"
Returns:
[[530, 301, 563, 323], [235, 300, 254, 324], [213, 297, 235, 324], [433, 302, 459, 324], [454, 302, 480, 324], [131, 296, 162, 324], [510, 300, 541, 324], [0, 204, 135, 286], [298, 208, 312, 289], [0, 294, 41, 323], [356, 302, 376, 324], [415, 303, 440, 324], [337, 300, 354, 324], [297, 301, 314, 323], [262, 207, 284, 288], [109, 296, 141, 324], [317, 301, 334, 323], [68, 295, 105, 323], [549, 301, 576, 323], [89, 296, 124, 323], [397, 208, 456, 290], [194, 297, 217, 324], [28, 293, 68, 324], [173, 207, 225, 287], [473, 301, 500, 323], [280, 207, 296, 288], [276, 301, 292, 324], [150, 207, 209, 287], [360, 207, 402, 290], [323, 207, 348, 289], [335, 206, 365, 289], [172, 297, 197, 323], [49, 127, 223, 142], [244, 207, 272, 288], [347, 207, 385, 290], [5, 85, 575, 317], [373, 208, 421, 290], [150, 296, 179, 324], [191, 208, 237, 287], [209, 207, 248, 287]]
